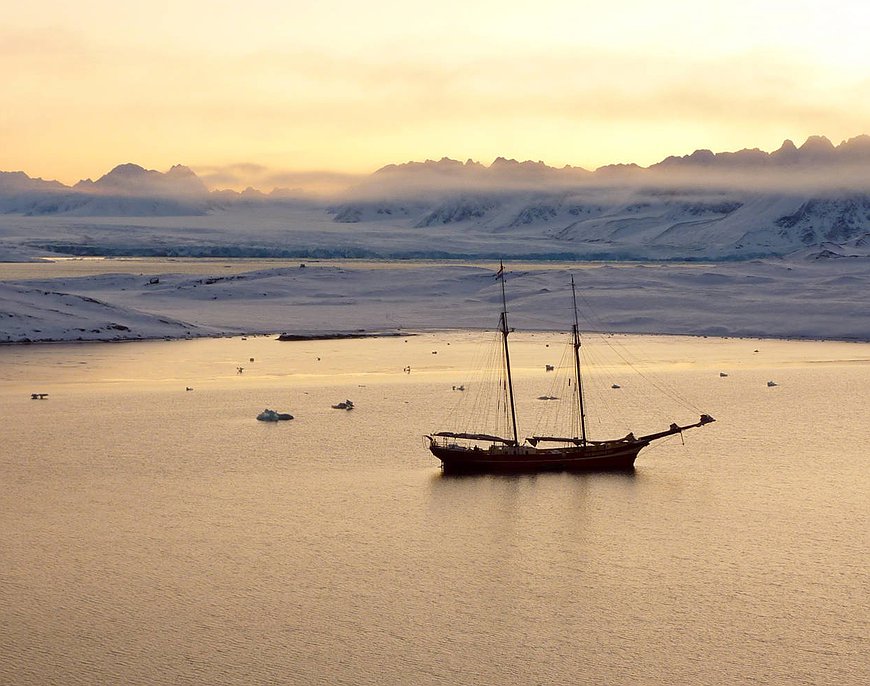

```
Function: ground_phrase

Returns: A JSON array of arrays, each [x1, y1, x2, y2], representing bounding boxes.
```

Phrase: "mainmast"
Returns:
[[498, 262, 520, 446], [571, 276, 589, 445]]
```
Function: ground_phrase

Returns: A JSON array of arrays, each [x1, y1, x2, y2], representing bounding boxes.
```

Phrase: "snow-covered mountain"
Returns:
[[4, 136, 870, 260], [0, 163, 211, 216], [327, 186, 870, 260], [74, 163, 209, 197]]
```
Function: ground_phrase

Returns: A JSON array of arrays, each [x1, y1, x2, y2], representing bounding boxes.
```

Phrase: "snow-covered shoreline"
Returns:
[[2, 259, 868, 345]]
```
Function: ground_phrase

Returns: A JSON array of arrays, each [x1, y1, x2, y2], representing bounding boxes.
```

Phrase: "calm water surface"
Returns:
[[1, 333, 868, 685]]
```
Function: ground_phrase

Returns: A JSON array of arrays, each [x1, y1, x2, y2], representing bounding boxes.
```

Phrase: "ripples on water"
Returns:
[[1, 334, 867, 685]]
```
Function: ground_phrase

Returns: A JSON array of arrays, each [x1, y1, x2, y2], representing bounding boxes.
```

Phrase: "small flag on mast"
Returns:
[[495, 261, 504, 279]]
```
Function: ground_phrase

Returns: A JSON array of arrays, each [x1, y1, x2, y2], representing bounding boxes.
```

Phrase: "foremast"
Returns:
[[497, 261, 520, 446], [570, 275, 589, 445]]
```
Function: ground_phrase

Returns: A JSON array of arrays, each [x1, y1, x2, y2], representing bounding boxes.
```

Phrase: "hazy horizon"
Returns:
[[6, 1, 870, 188]]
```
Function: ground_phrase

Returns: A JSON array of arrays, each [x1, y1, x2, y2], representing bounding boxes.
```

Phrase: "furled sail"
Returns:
[[431, 431, 516, 445], [526, 436, 583, 447]]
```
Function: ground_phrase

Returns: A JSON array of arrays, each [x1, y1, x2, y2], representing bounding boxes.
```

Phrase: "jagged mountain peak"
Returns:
[[839, 134, 870, 147], [775, 139, 798, 153], [770, 138, 800, 164], [380, 156, 561, 173], [594, 162, 644, 176], [689, 149, 716, 163], [651, 148, 718, 170], [106, 162, 148, 175], [800, 134, 834, 150], [85, 163, 158, 189], [490, 157, 551, 169], [73, 163, 208, 197], [166, 164, 198, 177], [837, 134, 870, 160], [374, 157, 474, 175], [0, 170, 66, 192], [97, 164, 152, 188], [648, 134, 870, 173]]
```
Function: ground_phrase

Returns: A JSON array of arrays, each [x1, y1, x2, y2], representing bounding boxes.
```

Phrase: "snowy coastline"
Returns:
[[2, 259, 868, 344]]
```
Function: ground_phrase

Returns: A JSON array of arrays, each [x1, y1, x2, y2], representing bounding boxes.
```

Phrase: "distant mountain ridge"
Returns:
[[0, 163, 209, 216], [4, 134, 870, 203], [368, 134, 870, 182], [646, 134, 870, 171], [74, 163, 209, 197]]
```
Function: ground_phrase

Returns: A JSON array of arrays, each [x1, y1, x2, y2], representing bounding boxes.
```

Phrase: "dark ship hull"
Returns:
[[429, 439, 647, 474]]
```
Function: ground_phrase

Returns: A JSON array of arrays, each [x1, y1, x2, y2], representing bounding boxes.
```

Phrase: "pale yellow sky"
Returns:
[[3, 0, 870, 187]]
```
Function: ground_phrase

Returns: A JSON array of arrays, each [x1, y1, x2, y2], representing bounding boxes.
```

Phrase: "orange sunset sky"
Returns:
[[3, 0, 870, 188]]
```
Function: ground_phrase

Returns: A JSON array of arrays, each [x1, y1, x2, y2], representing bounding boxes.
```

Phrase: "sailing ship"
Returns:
[[426, 263, 715, 473]]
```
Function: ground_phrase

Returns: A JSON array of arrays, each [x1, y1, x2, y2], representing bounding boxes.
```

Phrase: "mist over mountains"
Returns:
[[354, 134, 870, 195], [0, 163, 212, 216], [2, 135, 870, 261], [6, 134, 870, 204]]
